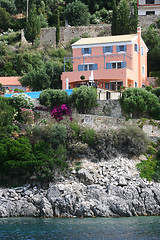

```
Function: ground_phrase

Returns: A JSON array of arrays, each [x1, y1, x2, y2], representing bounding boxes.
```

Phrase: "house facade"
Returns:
[[137, 0, 160, 15], [0, 77, 29, 93], [61, 27, 148, 91]]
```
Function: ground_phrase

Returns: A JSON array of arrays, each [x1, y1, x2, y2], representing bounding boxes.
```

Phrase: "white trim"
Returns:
[[72, 41, 132, 49], [110, 61, 123, 63]]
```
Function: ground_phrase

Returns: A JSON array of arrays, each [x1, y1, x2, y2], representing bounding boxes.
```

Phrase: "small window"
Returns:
[[146, 0, 154, 4], [89, 64, 93, 70], [146, 11, 155, 15], [117, 62, 122, 69], [119, 45, 125, 51], [135, 44, 139, 52], [112, 63, 117, 69], [142, 66, 145, 76], [135, 82, 138, 88], [141, 47, 144, 55], [103, 46, 113, 53], [84, 65, 88, 71], [83, 48, 90, 54]]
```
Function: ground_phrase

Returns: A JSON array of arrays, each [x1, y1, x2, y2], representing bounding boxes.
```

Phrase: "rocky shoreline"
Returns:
[[0, 156, 160, 218]]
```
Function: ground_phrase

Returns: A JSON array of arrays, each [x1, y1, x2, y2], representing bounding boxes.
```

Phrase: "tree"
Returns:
[[111, 0, 118, 35], [64, 0, 90, 26], [56, 9, 60, 46], [24, 4, 41, 44], [142, 27, 160, 74], [0, 7, 11, 31], [119, 88, 160, 119], [111, 0, 138, 35], [70, 86, 97, 113], [0, 0, 16, 14]]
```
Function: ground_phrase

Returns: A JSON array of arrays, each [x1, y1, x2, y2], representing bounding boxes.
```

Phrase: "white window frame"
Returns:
[[110, 61, 123, 69], [142, 65, 145, 76], [83, 63, 94, 71], [141, 46, 144, 55]]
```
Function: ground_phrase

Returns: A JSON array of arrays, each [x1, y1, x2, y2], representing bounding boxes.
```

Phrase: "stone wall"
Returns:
[[138, 15, 159, 30], [40, 24, 111, 47]]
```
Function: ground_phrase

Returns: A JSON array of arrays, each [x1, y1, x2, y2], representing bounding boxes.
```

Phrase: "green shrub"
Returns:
[[137, 156, 156, 182], [81, 127, 96, 146], [115, 125, 149, 156], [0, 96, 15, 127], [70, 121, 81, 138], [147, 146, 157, 155], [11, 93, 34, 110], [70, 86, 97, 113], [119, 88, 160, 119], [0, 32, 21, 44], [39, 89, 69, 109], [152, 87, 160, 98]]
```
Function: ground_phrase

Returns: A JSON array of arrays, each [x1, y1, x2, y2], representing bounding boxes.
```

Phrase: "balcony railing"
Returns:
[[63, 53, 132, 72]]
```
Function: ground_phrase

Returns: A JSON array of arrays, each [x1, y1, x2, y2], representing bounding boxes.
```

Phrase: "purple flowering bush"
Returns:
[[51, 104, 72, 122]]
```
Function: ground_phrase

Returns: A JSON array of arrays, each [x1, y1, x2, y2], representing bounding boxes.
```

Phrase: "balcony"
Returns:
[[63, 53, 132, 72]]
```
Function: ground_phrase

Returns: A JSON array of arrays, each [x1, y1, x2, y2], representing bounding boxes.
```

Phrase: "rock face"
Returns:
[[0, 156, 160, 218]]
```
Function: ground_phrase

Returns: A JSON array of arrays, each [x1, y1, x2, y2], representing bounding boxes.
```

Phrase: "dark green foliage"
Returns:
[[56, 10, 60, 46], [0, 96, 14, 127], [142, 28, 160, 73], [145, 85, 152, 92], [0, 7, 11, 31], [119, 88, 160, 119], [153, 87, 160, 98], [0, 0, 16, 13], [70, 86, 97, 113], [64, 0, 90, 26], [24, 4, 41, 44], [39, 89, 69, 108], [137, 156, 156, 182], [0, 32, 21, 44], [0, 136, 35, 176], [70, 121, 81, 138], [111, 0, 138, 35]]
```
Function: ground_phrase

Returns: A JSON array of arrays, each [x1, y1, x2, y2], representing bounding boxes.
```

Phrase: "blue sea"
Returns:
[[0, 216, 160, 240]]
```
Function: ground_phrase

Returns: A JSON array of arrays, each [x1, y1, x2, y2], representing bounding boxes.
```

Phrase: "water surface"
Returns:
[[0, 216, 160, 240]]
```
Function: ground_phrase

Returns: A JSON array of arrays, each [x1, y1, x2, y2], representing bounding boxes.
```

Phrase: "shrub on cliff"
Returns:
[[119, 88, 160, 119], [70, 86, 97, 113], [115, 125, 149, 156], [0, 96, 14, 127], [39, 89, 69, 109]]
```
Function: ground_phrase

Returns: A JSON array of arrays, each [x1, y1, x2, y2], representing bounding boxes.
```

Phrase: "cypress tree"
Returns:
[[24, 4, 41, 45], [56, 9, 60, 46], [111, 0, 118, 35]]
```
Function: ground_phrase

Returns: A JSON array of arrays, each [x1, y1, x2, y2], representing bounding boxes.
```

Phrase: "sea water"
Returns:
[[0, 216, 160, 240]]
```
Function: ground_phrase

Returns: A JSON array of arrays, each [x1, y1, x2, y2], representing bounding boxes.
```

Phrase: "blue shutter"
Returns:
[[78, 65, 83, 71], [103, 46, 106, 53], [82, 48, 84, 55], [106, 63, 112, 69], [89, 48, 91, 54], [117, 46, 120, 52], [93, 64, 98, 70], [111, 46, 113, 53], [121, 62, 126, 68], [124, 45, 126, 52]]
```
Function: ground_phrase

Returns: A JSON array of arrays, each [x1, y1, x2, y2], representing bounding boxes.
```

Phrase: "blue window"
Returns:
[[78, 63, 97, 71], [82, 48, 91, 55], [106, 62, 126, 69], [117, 45, 126, 52], [135, 44, 139, 52], [135, 82, 137, 88], [103, 46, 113, 53], [141, 46, 144, 55]]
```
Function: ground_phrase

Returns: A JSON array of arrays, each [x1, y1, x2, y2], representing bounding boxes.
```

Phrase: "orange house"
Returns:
[[61, 27, 148, 91]]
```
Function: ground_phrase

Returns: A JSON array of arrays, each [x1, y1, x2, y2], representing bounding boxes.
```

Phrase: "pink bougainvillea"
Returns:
[[51, 105, 72, 122]]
